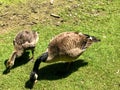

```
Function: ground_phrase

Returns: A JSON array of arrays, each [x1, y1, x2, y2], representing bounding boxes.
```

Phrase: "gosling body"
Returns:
[[6, 30, 39, 70]]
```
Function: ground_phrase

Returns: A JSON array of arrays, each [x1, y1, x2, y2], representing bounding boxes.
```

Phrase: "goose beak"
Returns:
[[34, 80, 38, 83]]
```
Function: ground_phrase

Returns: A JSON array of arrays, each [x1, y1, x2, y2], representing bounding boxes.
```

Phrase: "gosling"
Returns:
[[6, 30, 39, 71]]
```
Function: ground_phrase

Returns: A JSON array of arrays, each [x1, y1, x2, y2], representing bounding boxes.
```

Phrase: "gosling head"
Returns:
[[30, 71, 38, 83]]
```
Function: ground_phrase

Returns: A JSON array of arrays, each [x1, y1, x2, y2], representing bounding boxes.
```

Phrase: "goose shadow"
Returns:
[[25, 59, 88, 89], [3, 52, 30, 74], [38, 59, 88, 80]]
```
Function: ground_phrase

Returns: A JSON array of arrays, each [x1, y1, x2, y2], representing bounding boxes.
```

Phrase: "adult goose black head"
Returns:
[[30, 32, 100, 83], [6, 30, 39, 72]]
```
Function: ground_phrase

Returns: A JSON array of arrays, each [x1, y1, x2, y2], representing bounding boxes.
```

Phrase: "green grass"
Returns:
[[0, 0, 120, 90], [0, 0, 26, 4]]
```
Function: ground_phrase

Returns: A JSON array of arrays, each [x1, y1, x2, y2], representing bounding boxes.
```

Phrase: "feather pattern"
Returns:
[[45, 32, 100, 62], [30, 31, 100, 83], [6, 30, 39, 70]]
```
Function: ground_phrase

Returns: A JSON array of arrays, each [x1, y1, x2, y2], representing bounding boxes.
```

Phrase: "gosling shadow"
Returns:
[[25, 59, 88, 89], [3, 52, 30, 74]]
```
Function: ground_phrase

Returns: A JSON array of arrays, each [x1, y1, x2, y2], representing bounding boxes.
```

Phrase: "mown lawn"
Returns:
[[0, 0, 120, 90]]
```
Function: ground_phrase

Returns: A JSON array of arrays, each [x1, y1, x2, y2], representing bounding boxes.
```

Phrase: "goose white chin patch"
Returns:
[[35, 73, 38, 79]]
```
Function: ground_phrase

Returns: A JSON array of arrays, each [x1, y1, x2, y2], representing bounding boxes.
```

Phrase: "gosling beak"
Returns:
[[6, 67, 11, 72]]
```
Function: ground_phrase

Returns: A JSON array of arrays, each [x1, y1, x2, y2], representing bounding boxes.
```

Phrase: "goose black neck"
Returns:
[[32, 56, 42, 73], [32, 52, 48, 73]]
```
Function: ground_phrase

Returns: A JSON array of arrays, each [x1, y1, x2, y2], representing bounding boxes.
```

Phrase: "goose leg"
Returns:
[[55, 62, 73, 76], [66, 62, 72, 71]]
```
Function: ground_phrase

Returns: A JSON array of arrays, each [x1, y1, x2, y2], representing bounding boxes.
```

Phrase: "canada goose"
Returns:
[[30, 32, 100, 83], [6, 30, 39, 71]]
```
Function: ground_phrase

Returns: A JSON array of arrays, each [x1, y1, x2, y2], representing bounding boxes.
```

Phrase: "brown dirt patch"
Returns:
[[0, 0, 81, 34]]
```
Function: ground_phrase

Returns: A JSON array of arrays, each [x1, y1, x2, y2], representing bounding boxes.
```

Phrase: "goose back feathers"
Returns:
[[46, 32, 100, 62]]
